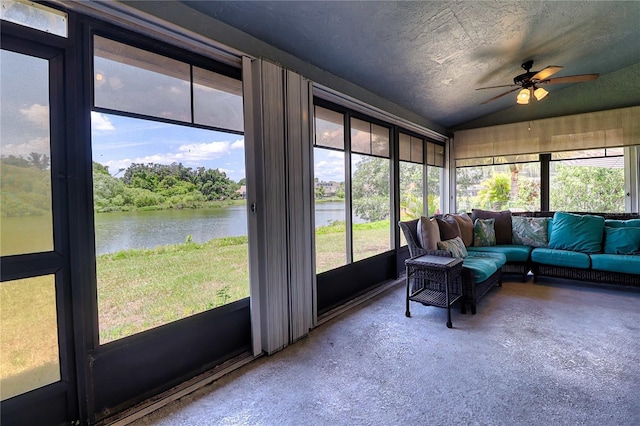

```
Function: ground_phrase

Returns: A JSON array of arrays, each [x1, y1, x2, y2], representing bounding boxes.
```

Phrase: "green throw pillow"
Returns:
[[512, 216, 550, 247], [603, 226, 640, 254], [437, 236, 468, 258], [473, 218, 496, 247], [548, 212, 605, 253]]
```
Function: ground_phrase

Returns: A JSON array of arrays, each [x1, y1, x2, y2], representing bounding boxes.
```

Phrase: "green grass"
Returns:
[[0, 224, 391, 395]]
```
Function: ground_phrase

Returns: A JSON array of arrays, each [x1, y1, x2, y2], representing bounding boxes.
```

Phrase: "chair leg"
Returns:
[[471, 304, 477, 315]]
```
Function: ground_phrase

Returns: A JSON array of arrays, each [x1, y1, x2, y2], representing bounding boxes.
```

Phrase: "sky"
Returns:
[[91, 112, 246, 182]]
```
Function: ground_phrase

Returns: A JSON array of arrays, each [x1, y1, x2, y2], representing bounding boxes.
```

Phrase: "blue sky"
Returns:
[[91, 112, 246, 182]]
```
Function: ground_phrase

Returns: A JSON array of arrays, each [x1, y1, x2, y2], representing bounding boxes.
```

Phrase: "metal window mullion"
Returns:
[[345, 114, 353, 264]]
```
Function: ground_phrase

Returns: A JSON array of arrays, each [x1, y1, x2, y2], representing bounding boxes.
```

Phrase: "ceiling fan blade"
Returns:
[[542, 74, 600, 84], [476, 84, 519, 90], [480, 87, 520, 105], [530, 66, 563, 82]]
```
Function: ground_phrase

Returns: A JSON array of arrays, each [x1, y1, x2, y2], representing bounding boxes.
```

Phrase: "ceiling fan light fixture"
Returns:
[[516, 88, 530, 104], [534, 87, 549, 101]]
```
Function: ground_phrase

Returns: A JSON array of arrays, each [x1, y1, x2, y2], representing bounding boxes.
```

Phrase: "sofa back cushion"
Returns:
[[548, 212, 605, 253], [604, 219, 640, 228], [512, 216, 550, 247], [436, 216, 461, 241], [471, 209, 512, 245], [417, 216, 441, 250], [603, 226, 640, 254], [445, 213, 473, 247]]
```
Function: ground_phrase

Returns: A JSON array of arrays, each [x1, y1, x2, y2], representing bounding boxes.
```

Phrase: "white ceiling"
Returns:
[[179, 0, 640, 132]]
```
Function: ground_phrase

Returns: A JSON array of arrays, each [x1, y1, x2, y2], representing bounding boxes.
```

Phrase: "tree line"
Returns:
[[93, 162, 244, 212]]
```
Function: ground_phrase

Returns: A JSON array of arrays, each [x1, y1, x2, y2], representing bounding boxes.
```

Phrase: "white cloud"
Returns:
[[327, 151, 344, 159], [20, 104, 49, 128], [231, 139, 244, 149], [91, 112, 115, 131], [1, 136, 50, 156], [100, 140, 235, 171]]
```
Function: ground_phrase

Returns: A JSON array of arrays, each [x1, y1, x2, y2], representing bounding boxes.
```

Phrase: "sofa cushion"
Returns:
[[462, 257, 499, 283], [604, 219, 640, 228], [531, 248, 591, 269], [473, 218, 496, 247], [471, 209, 512, 245], [548, 212, 605, 253], [590, 254, 640, 275], [446, 213, 473, 247], [436, 216, 461, 241], [603, 226, 640, 255], [467, 251, 507, 268], [467, 245, 532, 262], [437, 236, 468, 258], [417, 216, 441, 250], [512, 216, 550, 247]]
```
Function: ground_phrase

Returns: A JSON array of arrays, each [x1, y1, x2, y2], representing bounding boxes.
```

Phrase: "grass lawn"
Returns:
[[1, 223, 390, 396]]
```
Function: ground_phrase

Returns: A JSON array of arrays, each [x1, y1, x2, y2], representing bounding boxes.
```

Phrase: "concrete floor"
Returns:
[[131, 277, 640, 426]]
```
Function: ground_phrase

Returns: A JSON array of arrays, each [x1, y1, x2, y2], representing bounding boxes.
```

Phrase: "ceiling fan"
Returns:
[[476, 60, 599, 105]]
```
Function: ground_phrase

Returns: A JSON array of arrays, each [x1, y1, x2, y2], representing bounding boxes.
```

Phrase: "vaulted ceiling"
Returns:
[[150, 1, 640, 132]]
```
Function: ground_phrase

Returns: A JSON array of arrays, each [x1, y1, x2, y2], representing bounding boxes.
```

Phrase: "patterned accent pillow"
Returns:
[[473, 218, 496, 247], [512, 216, 550, 247], [437, 236, 468, 258]]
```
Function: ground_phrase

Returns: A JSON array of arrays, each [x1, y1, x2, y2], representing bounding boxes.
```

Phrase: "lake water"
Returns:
[[95, 201, 354, 255]]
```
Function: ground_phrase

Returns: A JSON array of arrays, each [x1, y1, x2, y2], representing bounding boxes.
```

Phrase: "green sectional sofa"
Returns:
[[474, 211, 640, 288]]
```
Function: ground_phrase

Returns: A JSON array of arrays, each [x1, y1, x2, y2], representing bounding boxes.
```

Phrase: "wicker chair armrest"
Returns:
[[412, 248, 453, 258]]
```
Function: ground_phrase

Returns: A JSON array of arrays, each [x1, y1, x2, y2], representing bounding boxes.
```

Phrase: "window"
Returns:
[[314, 107, 347, 273], [350, 120, 391, 262], [399, 133, 423, 246], [550, 148, 625, 212], [92, 36, 247, 344], [456, 154, 541, 213], [426, 142, 445, 215]]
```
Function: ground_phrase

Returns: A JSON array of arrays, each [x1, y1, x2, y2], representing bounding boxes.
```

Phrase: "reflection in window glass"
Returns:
[[371, 124, 389, 157], [351, 154, 390, 261], [315, 107, 344, 149], [193, 66, 244, 132], [1, 275, 60, 400], [351, 118, 371, 154], [92, 113, 249, 344], [94, 36, 191, 122], [456, 162, 540, 213], [550, 153, 624, 212], [0, 0, 67, 37], [314, 148, 347, 272], [0, 49, 53, 256]]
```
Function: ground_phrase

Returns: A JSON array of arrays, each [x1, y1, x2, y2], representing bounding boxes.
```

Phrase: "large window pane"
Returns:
[[314, 148, 346, 272], [399, 161, 423, 246], [351, 154, 390, 261], [1, 275, 60, 400], [550, 152, 624, 212], [456, 162, 541, 213], [92, 113, 248, 344], [427, 166, 443, 215], [0, 49, 53, 256], [193, 66, 243, 132], [94, 36, 191, 122]]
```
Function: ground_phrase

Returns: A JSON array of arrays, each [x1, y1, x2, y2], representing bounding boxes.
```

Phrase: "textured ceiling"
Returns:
[[181, 1, 640, 131]]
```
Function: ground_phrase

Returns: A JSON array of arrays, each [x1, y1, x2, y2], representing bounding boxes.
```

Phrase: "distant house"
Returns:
[[316, 180, 341, 197], [236, 185, 247, 198]]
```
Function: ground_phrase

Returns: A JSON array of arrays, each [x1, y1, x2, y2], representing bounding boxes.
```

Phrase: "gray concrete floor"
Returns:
[[131, 277, 640, 426]]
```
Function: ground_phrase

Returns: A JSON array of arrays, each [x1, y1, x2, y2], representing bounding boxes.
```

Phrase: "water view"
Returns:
[[95, 201, 353, 255]]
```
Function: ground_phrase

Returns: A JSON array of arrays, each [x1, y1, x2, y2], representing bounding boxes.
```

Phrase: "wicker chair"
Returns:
[[399, 219, 502, 314]]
